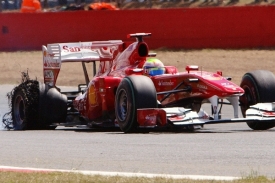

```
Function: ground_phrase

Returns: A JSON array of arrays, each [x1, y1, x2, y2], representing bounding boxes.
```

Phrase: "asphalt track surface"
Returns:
[[1, 85, 275, 179]]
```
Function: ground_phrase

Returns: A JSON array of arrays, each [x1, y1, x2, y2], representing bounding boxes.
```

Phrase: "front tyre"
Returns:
[[240, 70, 275, 130], [115, 76, 157, 133]]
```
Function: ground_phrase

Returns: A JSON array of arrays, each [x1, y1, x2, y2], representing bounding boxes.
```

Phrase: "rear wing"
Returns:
[[42, 40, 123, 86]]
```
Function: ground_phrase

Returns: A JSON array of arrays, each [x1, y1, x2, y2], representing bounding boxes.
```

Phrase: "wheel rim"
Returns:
[[117, 89, 128, 121], [240, 85, 255, 116], [14, 95, 25, 125]]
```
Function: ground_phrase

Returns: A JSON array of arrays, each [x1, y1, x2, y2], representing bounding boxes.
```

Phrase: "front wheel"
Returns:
[[240, 70, 275, 130], [115, 75, 157, 133]]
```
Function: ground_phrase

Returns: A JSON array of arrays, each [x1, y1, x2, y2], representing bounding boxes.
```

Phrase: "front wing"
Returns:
[[137, 103, 275, 128]]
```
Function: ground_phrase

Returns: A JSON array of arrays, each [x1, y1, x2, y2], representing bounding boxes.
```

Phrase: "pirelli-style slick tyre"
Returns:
[[12, 80, 67, 130], [240, 70, 275, 130], [115, 75, 157, 133]]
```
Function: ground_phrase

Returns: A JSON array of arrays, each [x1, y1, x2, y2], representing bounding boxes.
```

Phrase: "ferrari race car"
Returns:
[[3, 33, 275, 132]]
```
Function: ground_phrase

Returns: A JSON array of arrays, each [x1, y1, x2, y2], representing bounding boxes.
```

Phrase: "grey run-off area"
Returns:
[[1, 85, 275, 178]]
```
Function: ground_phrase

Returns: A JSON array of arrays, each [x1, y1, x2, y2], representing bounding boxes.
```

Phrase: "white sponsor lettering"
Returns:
[[145, 115, 156, 122], [158, 80, 174, 86], [197, 84, 207, 90], [44, 60, 60, 68], [44, 70, 54, 79], [62, 45, 81, 52], [221, 83, 237, 90]]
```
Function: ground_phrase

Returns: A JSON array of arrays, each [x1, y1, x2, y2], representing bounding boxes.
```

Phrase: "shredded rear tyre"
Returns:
[[10, 72, 67, 130], [12, 80, 40, 130]]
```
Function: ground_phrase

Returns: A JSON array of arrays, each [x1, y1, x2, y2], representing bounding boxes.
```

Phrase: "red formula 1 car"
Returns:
[[4, 33, 275, 132]]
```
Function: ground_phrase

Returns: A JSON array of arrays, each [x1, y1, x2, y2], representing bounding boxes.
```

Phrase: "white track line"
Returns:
[[0, 165, 240, 181]]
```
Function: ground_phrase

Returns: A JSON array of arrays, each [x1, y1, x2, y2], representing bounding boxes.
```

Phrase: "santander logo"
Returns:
[[158, 80, 174, 86], [62, 45, 81, 52]]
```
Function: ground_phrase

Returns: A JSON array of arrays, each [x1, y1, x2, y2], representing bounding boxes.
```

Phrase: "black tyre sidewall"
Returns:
[[128, 75, 157, 110], [39, 83, 67, 128], [12, 90, 27, 130], [116, 78, 136, 132], [115, 76, 157, 133], [240, 74, 259, 116], [240, 70, 275, 130], [12, 81, 40, 130], [11, 81, 67, 130]]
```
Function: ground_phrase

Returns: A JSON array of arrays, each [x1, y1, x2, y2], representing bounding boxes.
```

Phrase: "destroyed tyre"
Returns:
[[12, 80, 40, 130], [240, 70, 275, 130], [12, 80, 67, 130], [115, 75, 157, 133]]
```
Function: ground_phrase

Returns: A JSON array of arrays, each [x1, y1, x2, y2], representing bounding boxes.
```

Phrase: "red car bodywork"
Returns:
[[42, 33, 244, 130]]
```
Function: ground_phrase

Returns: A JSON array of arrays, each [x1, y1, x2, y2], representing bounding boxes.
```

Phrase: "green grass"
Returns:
[[0, 171, 274, 183]]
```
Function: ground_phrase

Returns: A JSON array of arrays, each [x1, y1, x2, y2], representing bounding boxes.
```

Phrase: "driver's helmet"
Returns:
[[143, 58, 165, 76]]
